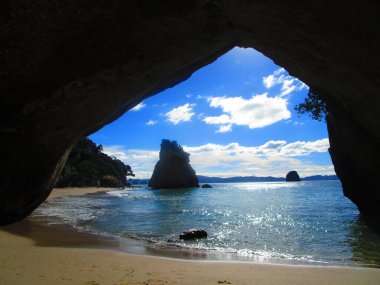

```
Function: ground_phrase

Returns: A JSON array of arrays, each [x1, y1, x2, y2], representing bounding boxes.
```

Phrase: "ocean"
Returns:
[[33, 181, 380, 267]]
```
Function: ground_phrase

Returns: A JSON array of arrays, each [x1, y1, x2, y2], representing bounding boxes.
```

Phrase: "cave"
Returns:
[[1, 1, 379, 225]]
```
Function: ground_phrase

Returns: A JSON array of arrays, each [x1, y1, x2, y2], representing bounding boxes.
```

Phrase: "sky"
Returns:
[[90, 47, 335, 179]]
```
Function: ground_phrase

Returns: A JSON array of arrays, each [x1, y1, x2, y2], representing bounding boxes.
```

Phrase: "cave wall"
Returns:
[[1, 0, 379, 224]]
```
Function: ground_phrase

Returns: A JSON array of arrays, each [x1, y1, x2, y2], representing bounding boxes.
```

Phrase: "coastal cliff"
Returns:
[[56, 138, 134, 188], [149, 140, 199, 189]]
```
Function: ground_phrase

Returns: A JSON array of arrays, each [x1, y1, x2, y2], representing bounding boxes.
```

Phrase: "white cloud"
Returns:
[[185, 94, 192, 98], [216, 124, 232, 133], [203, 93, 291, 132], [103, 138, 333, 179], [103, 146, 159, 179], [165, 103, 195, 125], [183, 139, 332, 177], [262, 68, 307, 97], [130, 102, 146, 111], [279, 138, 330, 156], [203, 114, 231, 125], [263, 74, 275, 88], [196, 94, 212, 100], [146, 120, 157, 126], [183, 139, 329, 159], [293, 121, 305, 126]]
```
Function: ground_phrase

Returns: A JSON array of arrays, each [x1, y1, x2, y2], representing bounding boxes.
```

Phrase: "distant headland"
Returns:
[[56, 138, 134, 188], [131, 174, 339, 185]]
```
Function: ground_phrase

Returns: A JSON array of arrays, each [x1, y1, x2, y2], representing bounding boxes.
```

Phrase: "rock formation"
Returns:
[[148, 140, 199, 189], [179, 229, 208, 240], [201, 184, 213, 188], [286, 171, 301, 182], [1, 1, 380, 224], [56, 138, 134, 188]]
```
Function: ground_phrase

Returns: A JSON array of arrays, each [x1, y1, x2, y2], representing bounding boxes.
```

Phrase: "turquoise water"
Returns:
[[34, 181, 380, 267]]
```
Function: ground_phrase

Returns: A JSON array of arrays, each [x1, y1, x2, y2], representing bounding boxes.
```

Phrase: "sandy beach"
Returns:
[[1, 187, 380, 285], [46, 187, 112, 200]]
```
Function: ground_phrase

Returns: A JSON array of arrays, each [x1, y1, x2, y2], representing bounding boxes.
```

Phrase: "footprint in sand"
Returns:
[[85, 281, 100, 285], [217, 281, 231, 284], [143, 279, 168, 285]]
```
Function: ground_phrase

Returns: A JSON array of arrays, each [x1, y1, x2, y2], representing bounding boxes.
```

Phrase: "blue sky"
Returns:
[[90, 47, 334, 178]]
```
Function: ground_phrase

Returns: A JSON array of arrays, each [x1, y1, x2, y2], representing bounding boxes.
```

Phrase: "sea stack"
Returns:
[[286, 171, 301, 182], [148, 140, 199, 189]]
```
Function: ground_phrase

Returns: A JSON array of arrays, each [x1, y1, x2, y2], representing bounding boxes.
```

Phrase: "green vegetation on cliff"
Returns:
[[56, 138, 134, 188], [295, 90, 328, 121]]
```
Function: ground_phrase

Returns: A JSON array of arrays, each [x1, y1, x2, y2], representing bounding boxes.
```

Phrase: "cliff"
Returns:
[[148, 140, 199, 189], [56, 138, 134, 188]]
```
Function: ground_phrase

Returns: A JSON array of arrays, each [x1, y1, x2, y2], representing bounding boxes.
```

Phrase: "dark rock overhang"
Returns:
[[0, 1, 379, 224]]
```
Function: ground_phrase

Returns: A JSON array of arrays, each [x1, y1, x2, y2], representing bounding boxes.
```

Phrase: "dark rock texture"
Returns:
[[1, 1, 380, 224], [179, 229, 208, 240], [201, 184, 213, 188], [148, 140, 199, 189], [286, 171, 301, 182]]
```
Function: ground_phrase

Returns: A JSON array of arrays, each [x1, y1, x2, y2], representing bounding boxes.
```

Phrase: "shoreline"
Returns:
[[46, 186, 112, 200], [40, 187, 354, 266], [1, 187, 380, 284]]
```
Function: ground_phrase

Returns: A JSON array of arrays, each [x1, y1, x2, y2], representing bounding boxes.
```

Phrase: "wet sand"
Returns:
[[1, 187, 380, 284]]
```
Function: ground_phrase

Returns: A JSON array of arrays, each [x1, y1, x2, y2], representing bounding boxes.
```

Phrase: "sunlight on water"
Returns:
[[34, 181, 380, 267]]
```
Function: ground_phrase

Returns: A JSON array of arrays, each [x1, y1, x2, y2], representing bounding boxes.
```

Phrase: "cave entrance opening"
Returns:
[[89, 47, 335, 182], [56, 46, 369, 265]]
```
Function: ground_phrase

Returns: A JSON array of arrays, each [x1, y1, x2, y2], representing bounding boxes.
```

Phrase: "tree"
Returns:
[[56, 138, 134, 188], [294, 90, 327, 121]]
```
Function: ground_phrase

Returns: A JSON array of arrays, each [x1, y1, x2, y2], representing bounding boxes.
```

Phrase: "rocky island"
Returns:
[[286, 171, 301, 182], [148, 140, 199, 189]]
